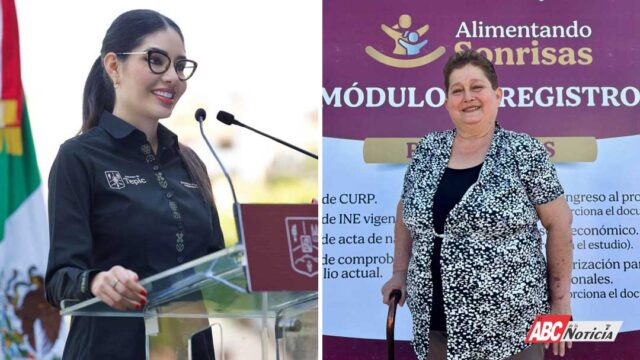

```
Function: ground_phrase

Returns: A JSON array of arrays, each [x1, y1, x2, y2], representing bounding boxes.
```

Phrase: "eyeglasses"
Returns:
[[117, 50, 197, 81]]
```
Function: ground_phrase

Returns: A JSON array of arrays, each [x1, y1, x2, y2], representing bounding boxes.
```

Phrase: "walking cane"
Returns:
[[387, 289, 402, 360]]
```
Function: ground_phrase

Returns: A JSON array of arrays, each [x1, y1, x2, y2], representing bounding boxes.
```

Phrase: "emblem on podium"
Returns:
[[285, 217, 318, 277]]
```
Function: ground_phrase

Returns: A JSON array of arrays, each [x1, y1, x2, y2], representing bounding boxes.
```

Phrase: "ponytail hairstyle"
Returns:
[[82, 9, 214, 206]]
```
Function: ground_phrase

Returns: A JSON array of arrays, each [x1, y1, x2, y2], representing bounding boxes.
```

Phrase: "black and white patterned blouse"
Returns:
[[401, 123, 564, 360]]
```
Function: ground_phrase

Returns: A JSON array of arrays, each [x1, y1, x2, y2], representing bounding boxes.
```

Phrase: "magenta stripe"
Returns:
[[323, 331, 640, 359]]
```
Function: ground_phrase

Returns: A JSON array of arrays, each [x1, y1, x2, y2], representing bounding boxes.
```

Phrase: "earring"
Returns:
[[111, 73, 119, 89]]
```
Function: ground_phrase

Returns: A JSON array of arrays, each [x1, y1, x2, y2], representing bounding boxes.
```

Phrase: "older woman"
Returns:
[[381, 50, 573, 360]]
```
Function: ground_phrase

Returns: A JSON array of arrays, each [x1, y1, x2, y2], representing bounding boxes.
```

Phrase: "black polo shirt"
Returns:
[[45, 111, 223, 359]]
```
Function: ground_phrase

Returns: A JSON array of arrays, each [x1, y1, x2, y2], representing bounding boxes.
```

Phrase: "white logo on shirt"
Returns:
[[105, 171, 125, 189], [180, 181, 199, 189], [124, 175, 147, 186], [105, 171, 147, 189]]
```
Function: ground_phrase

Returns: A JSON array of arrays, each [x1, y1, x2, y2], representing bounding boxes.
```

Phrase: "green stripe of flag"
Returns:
[[0, 101, 41, 241]]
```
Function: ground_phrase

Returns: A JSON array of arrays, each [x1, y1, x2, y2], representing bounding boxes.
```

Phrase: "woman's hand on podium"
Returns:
[[91, 265, 148, 311]]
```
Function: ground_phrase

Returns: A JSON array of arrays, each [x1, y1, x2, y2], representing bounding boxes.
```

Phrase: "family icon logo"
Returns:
[[365, 14, 446, 68]]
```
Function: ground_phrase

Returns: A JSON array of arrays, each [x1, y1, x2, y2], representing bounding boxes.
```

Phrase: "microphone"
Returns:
[[195, 108, 207, 122], [194, 108, 239, 205], [216, 111, 239, 126], [215, 110, 318, 160]]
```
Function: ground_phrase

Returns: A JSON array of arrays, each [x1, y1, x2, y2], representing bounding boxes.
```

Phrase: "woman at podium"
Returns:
[[45, 9, 224, 359]]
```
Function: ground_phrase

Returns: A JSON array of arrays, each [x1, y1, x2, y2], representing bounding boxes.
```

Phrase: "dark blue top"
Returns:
[[45, 112, 224, 359]]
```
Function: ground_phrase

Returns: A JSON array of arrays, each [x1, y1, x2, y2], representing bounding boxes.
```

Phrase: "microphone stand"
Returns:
[[197, 119, 245, 245], [234, 122, 318, 160]]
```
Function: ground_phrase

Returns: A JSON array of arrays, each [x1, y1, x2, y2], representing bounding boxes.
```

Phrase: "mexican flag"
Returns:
[[1, 0, 65, 358]]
